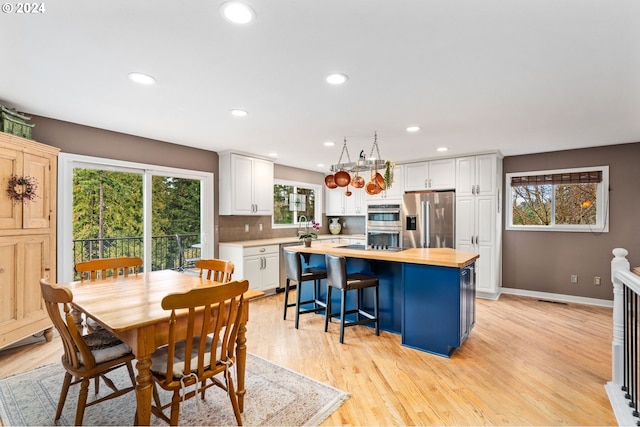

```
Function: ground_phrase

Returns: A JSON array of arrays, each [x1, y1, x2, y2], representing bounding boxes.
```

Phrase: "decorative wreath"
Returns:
[[7, 175, 38, 204]]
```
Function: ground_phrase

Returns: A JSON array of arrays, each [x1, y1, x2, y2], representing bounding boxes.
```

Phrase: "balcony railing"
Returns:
[[607, 248, 640, 426], [72, 234, 201, 279]]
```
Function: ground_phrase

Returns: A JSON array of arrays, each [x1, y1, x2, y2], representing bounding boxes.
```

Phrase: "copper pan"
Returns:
[[334, 170, 351, 187], [324, 174, 337, 189], [351, 175, 365, 188]]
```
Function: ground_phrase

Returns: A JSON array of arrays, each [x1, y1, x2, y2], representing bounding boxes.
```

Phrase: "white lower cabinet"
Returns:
[[219, 244, 279, 292]]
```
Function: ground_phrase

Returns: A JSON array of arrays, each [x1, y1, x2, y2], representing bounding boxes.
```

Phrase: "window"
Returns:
[[273, 179, 322, 227], [506, 166, 609, 232]]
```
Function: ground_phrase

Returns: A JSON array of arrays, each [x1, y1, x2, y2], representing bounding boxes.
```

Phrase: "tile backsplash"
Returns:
[[218, 215, 365, 242]]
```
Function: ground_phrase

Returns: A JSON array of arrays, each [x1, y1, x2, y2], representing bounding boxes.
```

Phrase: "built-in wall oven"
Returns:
[[366, 204, 402, 251]]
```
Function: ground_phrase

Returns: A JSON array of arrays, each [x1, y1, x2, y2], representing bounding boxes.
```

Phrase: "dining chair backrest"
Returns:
[[195, 258, 234, 282], [75, 257, 143, 281], [40, 279, 98, 369], [159, 279, 248, 380], [40, 278, 136, 425]]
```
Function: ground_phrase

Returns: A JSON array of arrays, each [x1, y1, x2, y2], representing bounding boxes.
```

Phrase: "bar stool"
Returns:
[[283, 249, 328, 329], [324, 253, 380, 344]]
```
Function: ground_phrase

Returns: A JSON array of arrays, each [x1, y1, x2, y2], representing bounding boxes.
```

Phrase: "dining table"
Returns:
[[59, 269, 263, 425]]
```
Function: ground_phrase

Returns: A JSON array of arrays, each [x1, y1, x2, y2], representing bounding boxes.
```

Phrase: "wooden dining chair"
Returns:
[[195, 258, 234, 281], [39, 279, 137, 426], [149, 279, 249, 426], [74, 257, 144, 330], [75, 256, 143, 281]]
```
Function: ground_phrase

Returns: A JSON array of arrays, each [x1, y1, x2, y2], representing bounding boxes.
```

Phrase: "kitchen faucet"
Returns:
[[298, 215, 307, 237]]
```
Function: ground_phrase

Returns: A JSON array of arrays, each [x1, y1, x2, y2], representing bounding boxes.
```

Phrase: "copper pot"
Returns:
[[334, 170, 351, 187], [324, 174, 337, 189], [374, 172, 386, 190], [365, 180, 381, 195], [351, 175, 365, 188]]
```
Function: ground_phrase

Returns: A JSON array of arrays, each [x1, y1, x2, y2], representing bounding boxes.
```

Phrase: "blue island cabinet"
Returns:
[[403, 262, 476, 357]]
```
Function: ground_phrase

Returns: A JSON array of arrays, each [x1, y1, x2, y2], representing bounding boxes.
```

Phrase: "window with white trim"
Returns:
[[272, 179, 322, 227], [506, 166, 609, 232]]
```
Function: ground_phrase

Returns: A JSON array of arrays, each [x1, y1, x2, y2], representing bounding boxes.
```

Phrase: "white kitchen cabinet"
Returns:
[[325, 186, 364, 215], [456, 154, 498, 197], [366, 164, 404, 201], [219, 152, 274, 215], [454, 152, 502, 298], [219, 244, 279, 292], [404, 158, 456, 192]]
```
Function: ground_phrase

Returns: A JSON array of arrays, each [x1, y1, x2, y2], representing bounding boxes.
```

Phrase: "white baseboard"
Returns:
[[499, 287, 613, 308]]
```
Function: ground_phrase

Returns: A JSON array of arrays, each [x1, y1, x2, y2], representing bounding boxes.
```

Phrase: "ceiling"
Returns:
[[2, 1, 639, 173]]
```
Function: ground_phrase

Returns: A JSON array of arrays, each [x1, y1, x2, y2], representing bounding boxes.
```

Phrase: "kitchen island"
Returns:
[[286, 242, 479, 357]]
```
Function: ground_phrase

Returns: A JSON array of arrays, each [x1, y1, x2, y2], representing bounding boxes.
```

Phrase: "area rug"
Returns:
[[0, 353, 349, 426]]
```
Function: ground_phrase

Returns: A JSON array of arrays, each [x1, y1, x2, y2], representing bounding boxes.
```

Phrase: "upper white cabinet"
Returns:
[[326, 186, 364, 215], [404, 158, 456, 192], [219, 152, 274, 215], [366, 164, 404, 202], [456, 154, 497, 197]]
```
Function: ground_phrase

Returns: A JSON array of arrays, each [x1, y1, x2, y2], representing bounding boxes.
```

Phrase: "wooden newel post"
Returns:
[[611, 247, 630, 385]]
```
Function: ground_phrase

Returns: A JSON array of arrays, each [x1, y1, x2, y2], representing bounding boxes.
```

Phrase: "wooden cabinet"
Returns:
[[455, 153, 502, 298], [219, 152, 274, 215], [404, 158, 456, 192], [0, 132, 58, 349], [219, 244, 279, 292]]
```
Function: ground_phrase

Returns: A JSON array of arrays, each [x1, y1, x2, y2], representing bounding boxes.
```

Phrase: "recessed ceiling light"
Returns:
[[317, 163, 325, 168], [326, 73, 348, 85], [220, 1, 255, 24], [128, 72, 156, 85], [268, 152, 278, 158], [406, 126, 420, 132], [437, 147, 449, 152], [230, 109, 248, 117], [323, 141, 335, 147]]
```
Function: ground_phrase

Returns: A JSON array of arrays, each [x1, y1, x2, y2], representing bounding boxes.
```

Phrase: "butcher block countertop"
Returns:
[[286, 242, 479, 268]]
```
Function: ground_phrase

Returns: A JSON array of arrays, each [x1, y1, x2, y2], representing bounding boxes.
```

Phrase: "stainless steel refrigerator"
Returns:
[[402, 191, 455, 249]]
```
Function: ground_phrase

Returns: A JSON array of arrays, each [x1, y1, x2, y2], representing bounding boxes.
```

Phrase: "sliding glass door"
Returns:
[[58, 153, 213, 282]]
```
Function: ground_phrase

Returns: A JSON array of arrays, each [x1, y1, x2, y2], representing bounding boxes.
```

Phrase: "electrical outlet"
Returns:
[[244, 224, 249, 232], [259, 223, 263, 231], [571, 275, 578, 284], [594, 276, 601, 286]]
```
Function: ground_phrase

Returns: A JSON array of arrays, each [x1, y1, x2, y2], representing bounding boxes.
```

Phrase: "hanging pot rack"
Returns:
[[329, 132, 386, 174]]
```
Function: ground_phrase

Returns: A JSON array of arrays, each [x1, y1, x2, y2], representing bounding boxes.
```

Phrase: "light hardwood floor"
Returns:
[[0, 293, 617, 426]]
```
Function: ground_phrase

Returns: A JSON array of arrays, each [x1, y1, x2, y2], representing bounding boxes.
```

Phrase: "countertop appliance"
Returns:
[[402, 191, 455, 249], [366, 203, 402, 250]]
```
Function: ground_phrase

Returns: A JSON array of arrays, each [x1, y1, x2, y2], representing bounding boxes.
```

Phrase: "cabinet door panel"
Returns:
[[0, 147, 22, 229], [404, 162, 427, 191], [22, 153, 51, 229], [428, 158, 456, 189], [455, 157, 475, 196], [262, 253, 280, 290], [0, 239, 19, 324], [475, 154, 497, 196], [476, 196, 496, 246], [23, 235, 49, 315], [231, 155, 254, 214], [243, 256, 263, 291], [455, 197, 474, 247], [253, 158, 274, 215]]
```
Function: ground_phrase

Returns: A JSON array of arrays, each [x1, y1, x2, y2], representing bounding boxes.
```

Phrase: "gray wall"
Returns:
[[28, 115, 221, 249], [502, 142, 640, 300]]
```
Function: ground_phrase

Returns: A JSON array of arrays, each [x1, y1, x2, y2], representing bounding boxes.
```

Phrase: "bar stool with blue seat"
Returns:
[[324, 253, 380, 343], [283, 249, 328, 329]]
